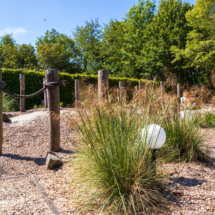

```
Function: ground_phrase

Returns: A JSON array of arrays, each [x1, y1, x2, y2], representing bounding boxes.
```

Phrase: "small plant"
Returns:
[[158, 106, 210, 163], [3, 93, 18, 112], [33, 104, 44, 109], [68, 104, 168, 214], [200, 112, 215, 128]]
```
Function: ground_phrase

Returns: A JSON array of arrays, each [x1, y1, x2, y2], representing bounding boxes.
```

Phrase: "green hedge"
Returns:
[[1, 69, 157, 110]]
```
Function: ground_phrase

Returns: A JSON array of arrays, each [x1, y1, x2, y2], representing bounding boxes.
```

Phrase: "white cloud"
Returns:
[[0, 27, 27, 37]]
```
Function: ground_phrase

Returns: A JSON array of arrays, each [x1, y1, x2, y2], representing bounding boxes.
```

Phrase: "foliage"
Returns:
[[36, 29, 79, 73], [0, 34, 38, 69], [1, 69, 154, 110], [68, 104, 168, 214], [3, 93, 18, 112], [159, 107, 210, 163], [73, 19, 102, 74], [140, 0, 193, 82], [0, 34, 16, 46], [200, 112, 215, 128], [171, 0, 215, 84], [100, 0, 156, 78]]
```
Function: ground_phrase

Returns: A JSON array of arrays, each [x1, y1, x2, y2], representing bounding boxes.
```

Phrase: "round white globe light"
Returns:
[[181, 97, 186, 102], [141, 124, 166, 149]]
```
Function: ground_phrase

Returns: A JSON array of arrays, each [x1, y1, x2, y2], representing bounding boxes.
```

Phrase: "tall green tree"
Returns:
[[0, 34, 16, 46], [100, 0, 156, 78], [171, 0, 215, 84], [73, 18, 102, 74], [100, 20, 126, 76], [36, 29, 79, 73], [140, 0, 193, 82], [122, 0, 156, 78], [0, 34, 37, 69]]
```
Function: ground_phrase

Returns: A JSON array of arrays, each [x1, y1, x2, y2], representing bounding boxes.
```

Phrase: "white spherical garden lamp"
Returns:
[[141, 124, 166, 149], [141, 124, 166, 172]]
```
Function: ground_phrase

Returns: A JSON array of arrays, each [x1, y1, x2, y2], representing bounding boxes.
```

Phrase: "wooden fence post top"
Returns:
[[45, 69, 59, 81], [98, 70, 109, 79], [98, 70, 109, 100], [19, 74, 25, 79]]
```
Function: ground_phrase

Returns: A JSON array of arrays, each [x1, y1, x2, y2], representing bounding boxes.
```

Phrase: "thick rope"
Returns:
[[0, 80, 67, 99]]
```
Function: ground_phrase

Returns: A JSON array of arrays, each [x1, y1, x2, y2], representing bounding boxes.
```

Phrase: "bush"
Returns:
[[158, 107, 210, 163], [68, 104, 168, 214], [1, 69, 156, 110], [200, 112, 215, 128]]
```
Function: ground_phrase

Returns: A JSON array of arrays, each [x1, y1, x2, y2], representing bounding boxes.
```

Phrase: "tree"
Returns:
[[100, 20, 126, 76], [171, 0, 215, 84], [140, 0, 193, 82], [18, 44, 38, 69], [122, 0, 156, 78], [73, 18, 102, 74], [36, 29, 79, 73], [0, 34, 16, 46], [0, 34, 37, 69]]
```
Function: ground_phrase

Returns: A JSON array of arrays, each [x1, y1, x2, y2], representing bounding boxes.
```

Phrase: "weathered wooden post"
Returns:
[[43, 78, 48, 108], [0, 69, 3, 155], [119, 81, 124, 101], [98, 70, 109, 101], [177, 83, 181, 117], [19, 74, 25, 112], [160, 81, 164, 95], [177, 83, 181, 98], [45, 69, 60, 152], [75, 79, 80, 106], [139, 80, 143, 90]]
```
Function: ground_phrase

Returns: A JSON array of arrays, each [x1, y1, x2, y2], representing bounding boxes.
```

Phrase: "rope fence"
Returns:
[[0, 69, 68, 155]]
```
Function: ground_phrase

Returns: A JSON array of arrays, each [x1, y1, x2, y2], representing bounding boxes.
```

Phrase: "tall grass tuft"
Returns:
[[68, 103, 168, 214], [3, 93, 18, 112], [158, 106, 210, 163]]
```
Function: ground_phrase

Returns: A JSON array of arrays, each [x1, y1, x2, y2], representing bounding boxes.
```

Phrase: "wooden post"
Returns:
[[160, 81, 164, 95], [98, 70, 109, 100], [75, 79, 79, 106], [177, 83, 181, 117], [177, 83, 181, 97], [43, 78, 48, 108], [19, 74, 25, 112], [119, 81, 124, 101], [0, 69, 3, 155], [139, 80, 143, 90], [45, 69, 60, 152]]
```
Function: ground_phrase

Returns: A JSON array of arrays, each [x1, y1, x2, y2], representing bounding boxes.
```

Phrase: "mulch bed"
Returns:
[[0, 109, 215, 214]]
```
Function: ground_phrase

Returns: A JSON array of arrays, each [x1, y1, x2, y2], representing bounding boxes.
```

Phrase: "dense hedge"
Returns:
[[1, 69, 157, 110]]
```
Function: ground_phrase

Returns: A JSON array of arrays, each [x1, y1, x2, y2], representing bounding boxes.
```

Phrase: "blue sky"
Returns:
[[0, 0, 196, 47]]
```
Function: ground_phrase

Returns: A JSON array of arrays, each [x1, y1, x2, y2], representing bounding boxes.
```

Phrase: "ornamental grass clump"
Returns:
[[69, 104, 168, 214], [3, 93, 18, 112], [158, 105, 210, 163]]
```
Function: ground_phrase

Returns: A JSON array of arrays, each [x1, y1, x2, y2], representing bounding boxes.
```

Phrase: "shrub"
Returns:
[[158, 107, 210, 163], [68, 103, 168, 214], [200, 112, 215, 128], [1, 69, 157, 110]]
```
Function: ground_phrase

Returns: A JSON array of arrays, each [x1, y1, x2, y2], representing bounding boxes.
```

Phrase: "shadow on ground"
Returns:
[[170, 176, 205, 187], [1, 148, 74, 166]]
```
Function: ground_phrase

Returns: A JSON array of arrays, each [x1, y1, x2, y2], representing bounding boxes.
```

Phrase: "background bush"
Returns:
[[1, 69, 156, 110], [200, 112, 215, 128]]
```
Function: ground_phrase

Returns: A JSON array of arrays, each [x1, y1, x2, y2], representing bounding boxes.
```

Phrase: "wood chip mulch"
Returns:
[[0, 109, 215, 214]]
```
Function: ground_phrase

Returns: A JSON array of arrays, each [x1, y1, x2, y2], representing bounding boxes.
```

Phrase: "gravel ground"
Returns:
[[0, 176, 53, 215], [0, 109, 215, 214]]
